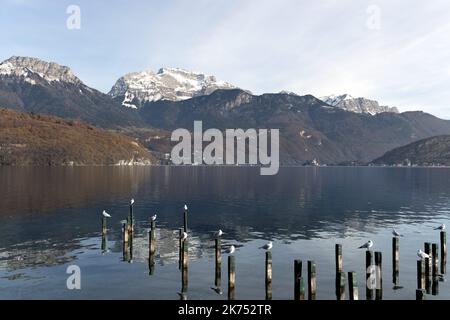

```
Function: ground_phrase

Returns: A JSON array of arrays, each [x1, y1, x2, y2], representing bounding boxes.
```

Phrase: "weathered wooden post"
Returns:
[[425, 257, 432, 294], [149, 220, 156, 257], [432, 243, 438, 278], [365, 250, 374, 300], [294, 260, 303, 300], [101, 233, 107, 253], [392, 237, 399, 284], [375, 252, 382, 300], [122, 222, 129, 261], [417, 259, 425, 289], [348, 271, 358, 300], [265, 251, 272, 300], [335, 244, 343, 273], [441, 231, 447, 274], [416, 289, 426, 300], [183, 205, 188, 233], [129, 201, 134, 233], [228, 255, 236, 300], [336, 271, 345, 300], [179, 228, 183, 270], [432, 276, 439, 296], [215, 238, 222, 288], [181, 238, 189, 292], [102, 216, 107, 236], [307, 261, 317, 300]]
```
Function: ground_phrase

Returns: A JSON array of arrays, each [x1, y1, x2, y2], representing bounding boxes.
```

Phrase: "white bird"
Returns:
[[358, 240, 373, 250], [260, 241, 273, 251], [392, 229, 403, 237], [434, 224, 446, 231], [226, 245, 236, 255], [181, 232, 188, 240], [151, 214, 157, 222], [215, 229, 224, 237], [417, 249, 431, 260], [184, 204, 188, 211], [130, 199, 135, 205], [102, 210, 111, 218]]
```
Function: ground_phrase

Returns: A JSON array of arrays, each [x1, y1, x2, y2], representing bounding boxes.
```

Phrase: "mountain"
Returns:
[[320, 94, 399, 115], [0, 108, 154, 166], [108, 67, 237, 109], [0, 56, 142, 128], [137, 89, 450, 164], [372, 135, 450, 166]]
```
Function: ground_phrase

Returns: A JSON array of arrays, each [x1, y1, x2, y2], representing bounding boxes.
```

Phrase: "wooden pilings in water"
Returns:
[[148, 220, 156, 275], [178, 228, 183, 270], [228, 255, 236, 300], [441, 231, 447, 274], [215, 238, 222, 288], [424, 242, 432, 293], [335, 244, 343, 273], [375, 251, 382, 300], [181, 238, 189, 293], [307, 261, 317, 300], [348, 271, 358, 300], [432, 243, 438, 278], [392, 237, 399, 285], [416, 289, 426, 300], [183, 207, 188, 233], [417, 259, 425, 290], [294, 260, 304, 300], [265, 251, 272, 300], [336, 271, 345, 300], [365, 250, 374, 300]]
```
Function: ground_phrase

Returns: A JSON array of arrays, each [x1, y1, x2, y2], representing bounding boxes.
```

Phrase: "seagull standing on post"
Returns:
[[102, 210, 111, 218], [434, 224, 446, 231], [151, 214, 157, 222], [215, 229, 224, 238], [417, 249, 431, 260], [260, 241, 273, 251], [358, 240, 373, 250], [392, 229, 403, 237], [225, 245, 236, 255]]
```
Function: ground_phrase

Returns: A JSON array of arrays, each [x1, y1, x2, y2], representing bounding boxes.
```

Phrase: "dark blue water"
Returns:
[[0, 166, 449, 299]]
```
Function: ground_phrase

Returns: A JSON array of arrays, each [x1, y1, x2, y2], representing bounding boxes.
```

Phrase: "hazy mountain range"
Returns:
[[1, 56, 449, 165]]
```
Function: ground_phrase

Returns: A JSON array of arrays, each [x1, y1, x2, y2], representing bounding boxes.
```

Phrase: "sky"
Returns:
[[1, 0, 450, 119]]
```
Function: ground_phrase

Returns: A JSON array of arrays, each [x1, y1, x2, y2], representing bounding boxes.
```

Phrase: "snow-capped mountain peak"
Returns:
[[0, 56, 82, 85], [108, 67, 237, 109], [320, 94, 399, 115]]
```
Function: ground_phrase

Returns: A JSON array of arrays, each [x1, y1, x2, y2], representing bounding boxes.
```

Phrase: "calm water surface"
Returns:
[[0, 166, 449, 300]]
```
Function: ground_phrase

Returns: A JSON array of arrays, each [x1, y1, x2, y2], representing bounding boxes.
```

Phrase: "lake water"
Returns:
[[0, 166, 449, 300]]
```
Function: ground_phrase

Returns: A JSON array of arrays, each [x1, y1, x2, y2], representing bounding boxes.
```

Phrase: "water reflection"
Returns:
[[0, 167, 449, 299]]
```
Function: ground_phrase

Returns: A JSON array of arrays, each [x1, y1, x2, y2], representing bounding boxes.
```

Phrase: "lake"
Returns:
[[0, 166, 449, 300]]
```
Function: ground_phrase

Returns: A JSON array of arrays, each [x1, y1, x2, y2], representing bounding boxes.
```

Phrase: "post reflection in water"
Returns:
[[0, 166, 450, 300]]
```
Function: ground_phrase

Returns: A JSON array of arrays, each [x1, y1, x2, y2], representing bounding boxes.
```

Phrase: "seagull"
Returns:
[[180, 232, 188, 240], [130, 199, 135, 205], [102, 210, 111, 218], [225, 245, 236, 255], [215, 229, 224, 238], [434, 224, 446, 231], [184, 204, 188, 211], [151, 214, 157, 222], [417, 249, 431, 260], [392, 229, 403, 237], [260, 241, 273, 251], [358, 240, 373, 250]]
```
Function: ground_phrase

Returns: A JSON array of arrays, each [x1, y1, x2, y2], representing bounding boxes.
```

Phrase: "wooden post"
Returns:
[[101, 233, 107, 253], [336, 271, 345, 300], [392, 237, 399, 284], [416, 289, 426, 300], [149, 221, 156, 257], [181, 239, 188, 292], [228, 256, 236, 300], [375, 252, 382, 300], [432, 277, 439, 296], [441, 231, 447, 274], [432, 243, 438, 278], [102, 217, 107, 236], [265, 251, 272, 300], [348, 271, 358, 300], [365, 250, 374, 300], [183, 208, 188, 233], [129, 203, 134, 232], [122, 222, 129, 261], [417, 259, 425, 289], [307, 261, 317, 300], [294, 260, 303, 300], [425, 258, 432, 294], [335, 244, 343, 273], [215, 238, 222, 288], [178, 228, 183, 270]]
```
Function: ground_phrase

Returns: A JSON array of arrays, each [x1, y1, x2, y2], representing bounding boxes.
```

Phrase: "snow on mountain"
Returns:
[[320, 94, 399, 115], [108, 68, 237, 109], [0, 56, 82, 86]]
